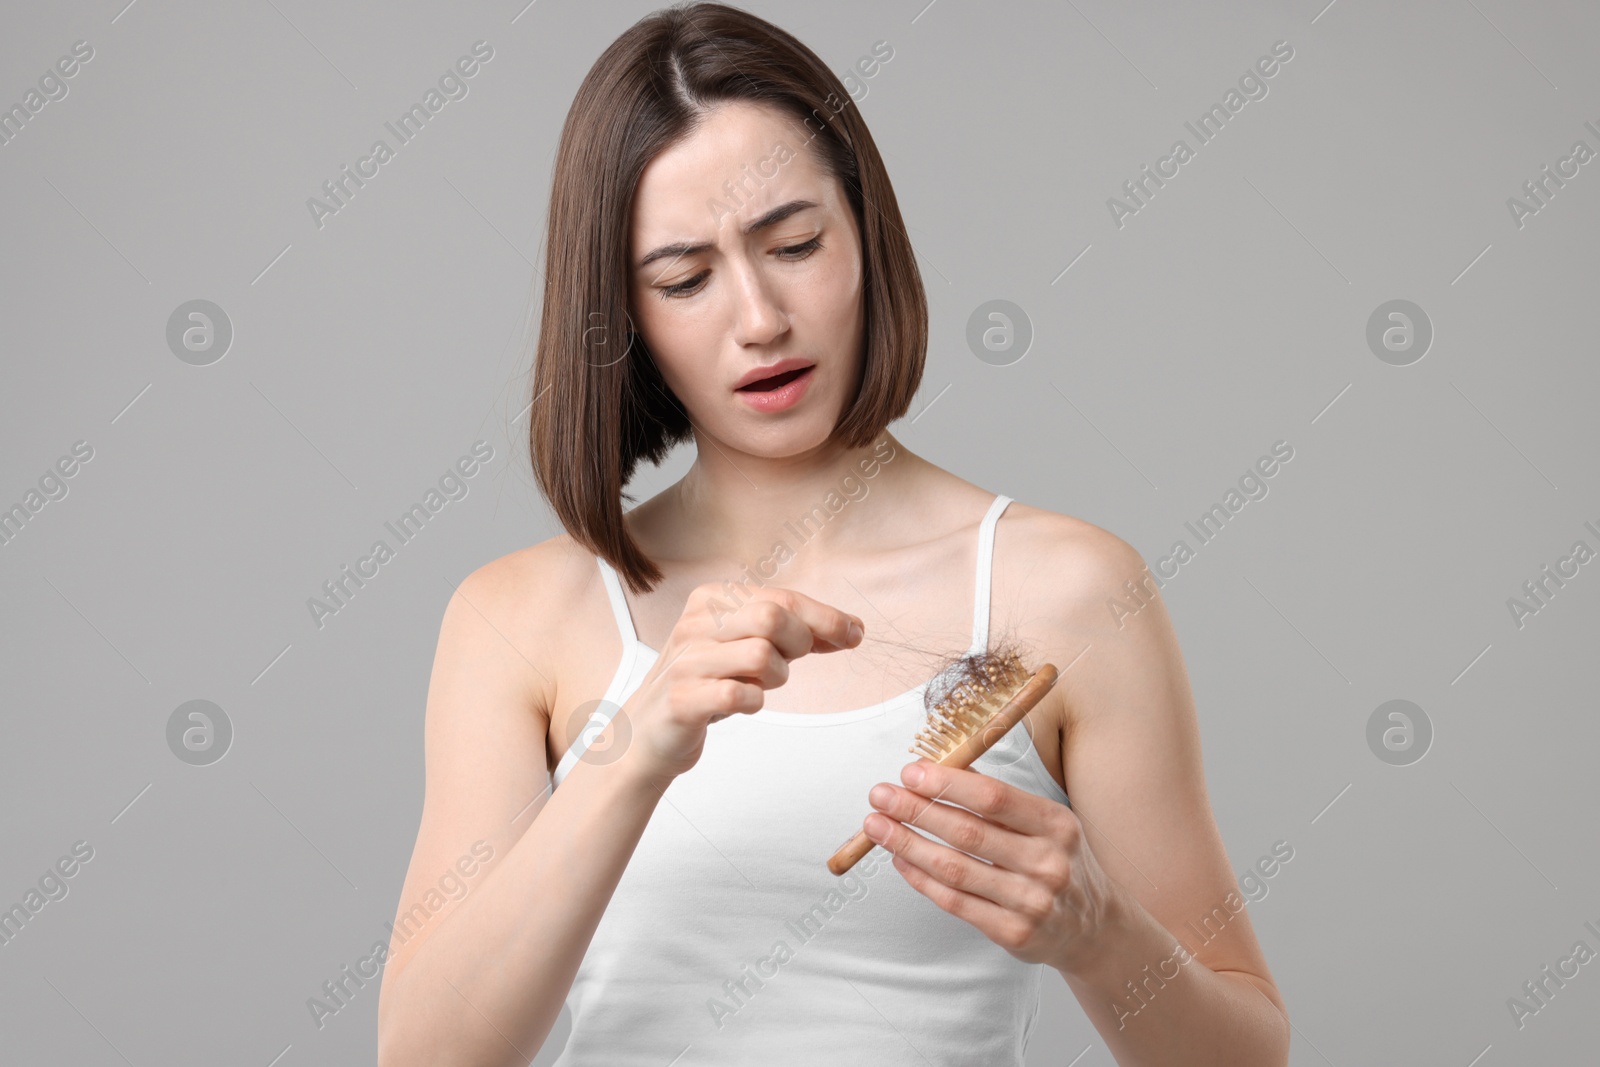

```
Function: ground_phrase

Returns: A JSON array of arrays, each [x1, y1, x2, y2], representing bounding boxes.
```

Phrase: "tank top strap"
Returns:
[[968, 494, 1013, 655], [595, 554, 640, 647]]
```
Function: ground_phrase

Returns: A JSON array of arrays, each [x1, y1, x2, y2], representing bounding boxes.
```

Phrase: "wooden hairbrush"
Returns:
[[826, 652, 1059, 875]]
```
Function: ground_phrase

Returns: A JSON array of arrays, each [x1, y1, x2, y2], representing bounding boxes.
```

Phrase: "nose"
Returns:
[[728, 260, 789, 347]]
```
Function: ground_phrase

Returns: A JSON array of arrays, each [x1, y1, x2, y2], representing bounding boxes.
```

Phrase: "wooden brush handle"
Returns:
[[826, 664, 1058, 875]]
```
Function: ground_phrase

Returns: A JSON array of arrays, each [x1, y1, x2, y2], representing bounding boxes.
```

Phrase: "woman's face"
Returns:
[[627, 100, 865, 459]]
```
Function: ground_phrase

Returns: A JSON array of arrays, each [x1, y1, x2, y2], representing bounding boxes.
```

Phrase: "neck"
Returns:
[[657, 429, 921, 576]]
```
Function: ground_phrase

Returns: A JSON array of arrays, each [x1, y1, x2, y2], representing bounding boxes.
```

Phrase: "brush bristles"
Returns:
[[909, 651, 1030, 761]]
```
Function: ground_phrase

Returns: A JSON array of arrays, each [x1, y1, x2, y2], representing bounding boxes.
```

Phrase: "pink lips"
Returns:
[[735, 364, 815, 413]]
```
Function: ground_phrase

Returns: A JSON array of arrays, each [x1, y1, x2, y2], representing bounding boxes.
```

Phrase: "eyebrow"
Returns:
[[635, 199, 820, 271]]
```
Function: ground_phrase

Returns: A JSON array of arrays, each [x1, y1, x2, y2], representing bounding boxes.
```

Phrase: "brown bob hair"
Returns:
[[527, 2, 927, 594]]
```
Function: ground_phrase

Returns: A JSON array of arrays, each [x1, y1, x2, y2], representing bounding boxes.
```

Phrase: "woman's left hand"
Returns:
[[862, 758, 1123, 974]]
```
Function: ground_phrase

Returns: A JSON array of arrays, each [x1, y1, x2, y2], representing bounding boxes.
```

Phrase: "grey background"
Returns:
[[1, 0, 1596, 1064]]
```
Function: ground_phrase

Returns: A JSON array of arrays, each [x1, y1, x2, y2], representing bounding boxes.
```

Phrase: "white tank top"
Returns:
[[550, 493, 1072, 1065]]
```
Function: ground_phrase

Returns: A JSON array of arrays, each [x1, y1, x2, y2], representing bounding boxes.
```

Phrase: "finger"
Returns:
[[862, 810, 1044, 916], [897, 760, 1063, 838], [888, 854, 1035, 952], [867, 781, 1035, 871], [699, 676, 764, 723], [758, 587, 864, 654], [699, 636, 789, 689], [705, 589, 864, 659], [699, 597, 813, 661]]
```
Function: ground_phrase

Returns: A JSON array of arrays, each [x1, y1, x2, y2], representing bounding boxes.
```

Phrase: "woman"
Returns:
[[377, 5, 1288, 1065]]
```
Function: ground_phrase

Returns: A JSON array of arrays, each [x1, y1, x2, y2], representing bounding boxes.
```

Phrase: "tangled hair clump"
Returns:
[[921, 634, 1033, 718]]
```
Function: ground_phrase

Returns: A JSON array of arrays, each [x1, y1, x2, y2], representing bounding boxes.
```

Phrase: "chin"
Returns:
[[738, 422, 839, 460], [713, 402, 845, 460]]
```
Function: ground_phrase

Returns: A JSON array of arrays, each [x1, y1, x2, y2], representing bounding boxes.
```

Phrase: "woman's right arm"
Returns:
[[376, 553, 863, 1067], [375, 554, 664, 1067]]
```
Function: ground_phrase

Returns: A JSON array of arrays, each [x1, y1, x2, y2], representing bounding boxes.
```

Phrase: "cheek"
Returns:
[[633, 305, 709, 394], [807, 252, 863, 334]]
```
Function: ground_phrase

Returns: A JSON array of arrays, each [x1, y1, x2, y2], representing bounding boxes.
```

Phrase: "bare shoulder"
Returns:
[[998, 500, 1150, 607], [442, 531, 609, 721], [454, 531, 596, 615], [993, 501, 1176, 728]]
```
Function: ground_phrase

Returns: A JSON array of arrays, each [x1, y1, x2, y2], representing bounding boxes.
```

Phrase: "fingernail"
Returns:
[[903, 762, 926, 787], [847, 620, 864, 643], [864, 813, 890, 840], [869, 784, 894, 808]]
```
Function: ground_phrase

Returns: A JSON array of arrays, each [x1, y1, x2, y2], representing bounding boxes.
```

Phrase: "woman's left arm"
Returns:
[[862, 527, 1290, 1067]]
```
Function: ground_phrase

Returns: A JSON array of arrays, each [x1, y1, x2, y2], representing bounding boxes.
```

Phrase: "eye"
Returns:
[[655, 237, 824, 300], [658, 271, 708, 300], [776, 236, 823, 259]]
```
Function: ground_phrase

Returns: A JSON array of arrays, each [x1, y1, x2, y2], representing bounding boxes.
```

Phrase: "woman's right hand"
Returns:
[[614, 584, 865, 786]]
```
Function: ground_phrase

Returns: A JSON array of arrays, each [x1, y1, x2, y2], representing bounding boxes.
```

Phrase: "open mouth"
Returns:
[[737, 366, 812, 392]]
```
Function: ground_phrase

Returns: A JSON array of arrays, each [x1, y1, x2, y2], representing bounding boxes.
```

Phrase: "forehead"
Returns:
[[631, 101, 829, 240]]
